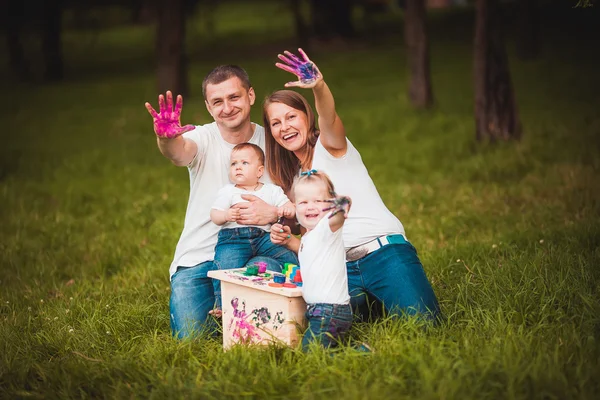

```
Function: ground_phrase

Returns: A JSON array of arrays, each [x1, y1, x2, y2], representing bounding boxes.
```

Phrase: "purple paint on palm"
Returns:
[[276, 49, 319, 84], [323, 195, 351, 218], [145, 91, 195, 139]]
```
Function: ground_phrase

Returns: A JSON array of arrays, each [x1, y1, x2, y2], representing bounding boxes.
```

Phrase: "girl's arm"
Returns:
[[324, 195, 352, 232], [271, 223, 301, 253], [276, 49, 347, 157]]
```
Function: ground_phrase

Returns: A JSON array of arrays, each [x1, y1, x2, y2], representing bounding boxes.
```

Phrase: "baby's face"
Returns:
[[294, 181, 329, 231], [229, 148, 263, 187]]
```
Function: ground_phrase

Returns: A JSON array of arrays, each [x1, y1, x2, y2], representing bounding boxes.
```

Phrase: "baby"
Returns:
[[210, 143, 298, 315]]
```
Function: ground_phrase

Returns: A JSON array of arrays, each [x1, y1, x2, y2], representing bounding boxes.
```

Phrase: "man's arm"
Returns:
[[157, 136, 198, 167]]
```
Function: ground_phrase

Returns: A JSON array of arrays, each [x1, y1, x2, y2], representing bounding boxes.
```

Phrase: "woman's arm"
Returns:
[[276, 49, 347, 156]]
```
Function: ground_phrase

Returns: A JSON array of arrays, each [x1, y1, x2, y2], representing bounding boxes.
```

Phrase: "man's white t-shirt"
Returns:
[[311, 137, 405, 249], [298, 213, 350, 305], [211, 183, 290, 231], [168, 122, 270, 279]]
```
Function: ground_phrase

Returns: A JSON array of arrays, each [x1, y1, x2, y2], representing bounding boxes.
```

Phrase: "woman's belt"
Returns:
[[345, 234, 408, 262]]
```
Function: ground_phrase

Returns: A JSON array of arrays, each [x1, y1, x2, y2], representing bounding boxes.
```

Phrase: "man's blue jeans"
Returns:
[[302, 303, 353, 351], [347, 242, 441, 321], [169, 256, 286, 339], [212, 227, 299, 309]]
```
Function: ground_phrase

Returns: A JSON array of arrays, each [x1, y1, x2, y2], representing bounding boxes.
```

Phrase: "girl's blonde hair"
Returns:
[[290, 170, 336, 202], [263, 90, 320, 194]]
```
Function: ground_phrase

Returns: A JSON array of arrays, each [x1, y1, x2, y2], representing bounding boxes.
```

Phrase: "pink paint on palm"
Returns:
[[145, 91, 195, 139]]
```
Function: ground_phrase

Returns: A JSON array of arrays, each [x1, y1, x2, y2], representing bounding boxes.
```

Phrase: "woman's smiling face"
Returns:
[[266, 102, 309, 153]]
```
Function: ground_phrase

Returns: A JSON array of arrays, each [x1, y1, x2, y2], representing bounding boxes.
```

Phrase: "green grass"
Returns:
[[1, 2, 599, 399]]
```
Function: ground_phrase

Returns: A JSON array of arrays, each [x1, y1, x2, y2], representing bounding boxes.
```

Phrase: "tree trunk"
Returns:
[[516, 0, 540, 60], [42, 0, 64, 81], [156, 0, 188, 97], [290, 0, 309, 49], [405, 0, 433, 108], [310, 0, 355, 41], [474, 0, 521, 141], [5, 0, 31, 81]]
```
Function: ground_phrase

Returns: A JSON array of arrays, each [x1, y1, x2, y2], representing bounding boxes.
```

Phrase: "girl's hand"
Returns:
[[275, 48, 323, 89], [145, 91, 195, 139], [271, 223, 292, 245], [323, 195, 352, 219]]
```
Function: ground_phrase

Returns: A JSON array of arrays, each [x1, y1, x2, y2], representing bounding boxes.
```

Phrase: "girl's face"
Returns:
[[294, 180, 330, 231], [266, 102, 309, 153]]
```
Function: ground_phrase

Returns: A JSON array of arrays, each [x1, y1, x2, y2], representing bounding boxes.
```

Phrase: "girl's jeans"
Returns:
[[347, 242, 441, 320], [302, 303, 353, 350], [212, 227, 299, 309], [169, 255, 286, 339]]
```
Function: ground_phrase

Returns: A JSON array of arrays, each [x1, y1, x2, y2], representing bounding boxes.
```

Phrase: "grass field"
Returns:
[[1, 2, 599, 398]]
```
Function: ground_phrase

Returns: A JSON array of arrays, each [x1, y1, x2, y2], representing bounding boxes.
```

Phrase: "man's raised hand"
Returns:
[[145, 91, 195, 139]]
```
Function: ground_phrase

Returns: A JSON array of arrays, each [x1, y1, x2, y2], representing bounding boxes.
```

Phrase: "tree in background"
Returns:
[[309, 0, 356, 42], [155, 0, 188, 97], [4, 0, 32, 81], [404, 0, 434, 108], [474, 0, 521, 141], [516, 0, 540, 60], [42, 0, 65, 81]]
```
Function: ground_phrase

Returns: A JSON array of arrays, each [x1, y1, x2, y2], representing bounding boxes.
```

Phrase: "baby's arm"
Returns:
[[277, 201, 296, 219], [210, 208, 240, 226]]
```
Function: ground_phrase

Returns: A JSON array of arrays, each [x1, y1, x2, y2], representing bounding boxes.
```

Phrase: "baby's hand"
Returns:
[[278, 205, 296, 219], [226, 208, 240, 222], [270, 223, 292, 245]]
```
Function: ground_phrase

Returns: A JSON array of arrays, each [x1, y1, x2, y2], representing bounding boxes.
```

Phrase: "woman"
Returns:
[[266, 49, 441, 320]]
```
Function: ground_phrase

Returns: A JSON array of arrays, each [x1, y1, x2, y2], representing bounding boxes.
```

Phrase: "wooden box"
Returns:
[[207, 268, 307, 349]]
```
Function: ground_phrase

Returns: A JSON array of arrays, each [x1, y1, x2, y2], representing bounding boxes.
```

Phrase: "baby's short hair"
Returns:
[[232, 143, 265, 166], [290, 170, 336, 202]]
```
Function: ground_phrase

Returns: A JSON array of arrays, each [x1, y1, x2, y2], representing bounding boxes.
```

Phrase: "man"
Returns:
[[145, 65, 297, 339]]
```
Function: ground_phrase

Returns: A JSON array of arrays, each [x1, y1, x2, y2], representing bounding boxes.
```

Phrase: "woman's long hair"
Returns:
[[262, 90, 320, 194]]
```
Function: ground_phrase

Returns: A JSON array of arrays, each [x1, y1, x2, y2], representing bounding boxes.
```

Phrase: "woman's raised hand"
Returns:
[[275, 48, 323, 89], [145, 91, 195, 139]]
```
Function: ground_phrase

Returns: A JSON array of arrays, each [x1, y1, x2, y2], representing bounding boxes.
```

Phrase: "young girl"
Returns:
[[210, 142, 298, 315], [282, 169, 353, 350]]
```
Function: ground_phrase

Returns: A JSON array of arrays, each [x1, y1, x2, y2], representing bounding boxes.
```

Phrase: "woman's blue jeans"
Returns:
[[169, 255, 286, 339], [347, 242, 441, 320], [212, 227, 299, 308], [302, 303, 353, 350]]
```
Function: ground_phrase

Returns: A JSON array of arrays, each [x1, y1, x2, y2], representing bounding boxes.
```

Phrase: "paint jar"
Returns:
[[273, 274, 286, 284], [245, 265, 259, 276], [256, 261, 268, 274]]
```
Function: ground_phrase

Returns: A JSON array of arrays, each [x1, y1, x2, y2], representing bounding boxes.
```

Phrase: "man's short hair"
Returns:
[[202, 65, 251, 99], [232, 143, 265, 166]]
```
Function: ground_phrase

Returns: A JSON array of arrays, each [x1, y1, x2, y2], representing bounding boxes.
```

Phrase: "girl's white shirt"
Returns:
[[298, 212, 350, 305]]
